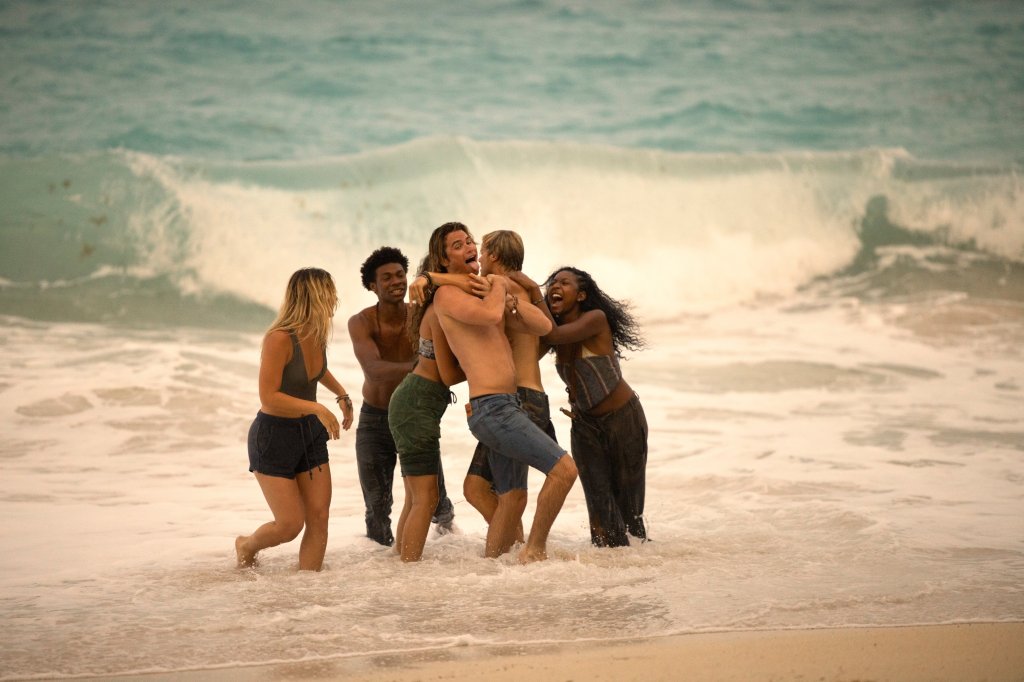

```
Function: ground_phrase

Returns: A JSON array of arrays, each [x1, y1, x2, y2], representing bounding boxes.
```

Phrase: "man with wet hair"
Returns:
[[425, 222, 578, 563]]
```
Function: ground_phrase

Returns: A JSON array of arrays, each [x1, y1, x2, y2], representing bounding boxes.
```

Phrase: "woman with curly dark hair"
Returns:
[[515, 266, 648, 547]]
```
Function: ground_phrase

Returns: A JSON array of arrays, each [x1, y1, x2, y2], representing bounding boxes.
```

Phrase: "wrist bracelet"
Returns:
[[422, 272, 434, 288], [531, 297, 543, 306]]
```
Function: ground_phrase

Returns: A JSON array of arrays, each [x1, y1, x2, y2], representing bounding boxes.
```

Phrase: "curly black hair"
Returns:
[[359, 246, 409, 291], [545, 266, 645, 356]]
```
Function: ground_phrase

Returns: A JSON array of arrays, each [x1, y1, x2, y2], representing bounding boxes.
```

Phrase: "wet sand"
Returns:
[[134, 622, 1024, 681]]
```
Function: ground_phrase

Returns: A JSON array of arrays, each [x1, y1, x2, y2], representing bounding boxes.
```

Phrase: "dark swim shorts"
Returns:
[[247, 411, 329, 479], [388, 373, 451, 477], [467, 386, 557, 486]]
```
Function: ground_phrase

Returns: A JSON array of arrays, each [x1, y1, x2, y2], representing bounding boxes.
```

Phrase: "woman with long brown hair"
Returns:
[[389, 222, 471, 561]]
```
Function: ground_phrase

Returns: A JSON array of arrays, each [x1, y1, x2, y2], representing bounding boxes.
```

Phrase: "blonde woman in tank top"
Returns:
[[235, 268, 354, 571]]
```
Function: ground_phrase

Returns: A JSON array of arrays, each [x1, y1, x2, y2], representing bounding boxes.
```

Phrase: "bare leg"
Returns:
[[400, 474, 439, 562], [394, 476, 413, 556], [464, 473, 497, 522], [295, 463, 332, 571], [485, 489, 528, 558], [519, 454, 578, 564], [465, 473, 525, 545], [236, 473, 306, 567]]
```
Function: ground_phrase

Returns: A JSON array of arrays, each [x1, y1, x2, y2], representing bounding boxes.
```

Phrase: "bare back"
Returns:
[[411, 305, 445, 384], [505, 278, 544, 392]]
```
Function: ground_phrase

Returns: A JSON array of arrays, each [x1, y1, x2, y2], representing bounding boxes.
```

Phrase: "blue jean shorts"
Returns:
[[467, 393, 566, 494], [467, 387, 557, 485]]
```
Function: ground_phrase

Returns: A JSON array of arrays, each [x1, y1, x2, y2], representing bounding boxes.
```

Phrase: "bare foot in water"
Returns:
[[235, 535, 258, 568], [517, 545, 548, 564]]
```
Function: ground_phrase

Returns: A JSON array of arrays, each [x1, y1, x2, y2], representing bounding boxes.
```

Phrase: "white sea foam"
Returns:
[[1, 289, 1022, 677], [105, 142, 1020, 322]]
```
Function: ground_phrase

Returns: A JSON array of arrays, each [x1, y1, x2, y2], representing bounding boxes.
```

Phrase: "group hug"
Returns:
[[235, 222, 648, 570]]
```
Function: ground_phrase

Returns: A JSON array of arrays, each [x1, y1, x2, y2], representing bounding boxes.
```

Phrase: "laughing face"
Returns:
[[546, 270, 584, 316], [371, 262, 408, 304], [442, 230, 479, 275]]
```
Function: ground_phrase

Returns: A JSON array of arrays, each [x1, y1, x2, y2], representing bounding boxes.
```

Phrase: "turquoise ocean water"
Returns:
[[1, 1, 1022, 678]]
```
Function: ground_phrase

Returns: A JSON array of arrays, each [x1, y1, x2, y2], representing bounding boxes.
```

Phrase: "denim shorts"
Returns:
[[388, 373, 450, 477], [247, 411, 329, 479], [467, 387, 557, 488], [467, 393, 566, 494]]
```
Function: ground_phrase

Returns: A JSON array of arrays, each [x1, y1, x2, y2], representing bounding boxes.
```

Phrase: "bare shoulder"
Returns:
[[433, 284, 463, 308], [263, 329, 293, 357], [347, 305, 376, 331], [507, 278, 528, 297], [422, 305, 438, 337], [265, 328, 292, 345], [582, 308, 609, 327]]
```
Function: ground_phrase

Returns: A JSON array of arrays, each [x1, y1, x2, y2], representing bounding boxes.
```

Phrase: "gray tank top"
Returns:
[[280, 331, 326, 402]]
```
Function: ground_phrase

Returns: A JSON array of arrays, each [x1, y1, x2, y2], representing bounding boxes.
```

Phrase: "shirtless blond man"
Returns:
[[465, 231, 559, 554]]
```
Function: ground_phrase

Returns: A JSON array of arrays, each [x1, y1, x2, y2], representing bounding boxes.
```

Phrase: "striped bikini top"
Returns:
[[556, 348, 623, 412], [418, 336, 436, 360]]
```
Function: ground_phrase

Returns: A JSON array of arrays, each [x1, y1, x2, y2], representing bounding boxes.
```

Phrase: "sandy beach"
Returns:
[[130, 623, 1023, 681]]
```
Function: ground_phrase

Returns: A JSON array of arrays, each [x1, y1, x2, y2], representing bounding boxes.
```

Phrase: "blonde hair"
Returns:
[[267, 268, 338, 347], [481, 230, 524, 271]]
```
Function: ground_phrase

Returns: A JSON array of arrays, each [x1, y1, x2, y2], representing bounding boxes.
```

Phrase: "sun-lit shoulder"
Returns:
[[265, 328, 291, 341], [347, 307, 373, 332], [263, 328, 292, 350]]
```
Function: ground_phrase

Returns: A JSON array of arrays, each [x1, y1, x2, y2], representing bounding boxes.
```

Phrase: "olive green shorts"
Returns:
[[388, 373, 451, 477]]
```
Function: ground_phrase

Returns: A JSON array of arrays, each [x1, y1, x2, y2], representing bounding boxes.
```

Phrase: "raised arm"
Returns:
[[506, 298, 553, 336], [347, 312, 415, 385], [408, 271, 476, 306], [508, 270, 556, 328], [434, 276, 507, 326], [498, 275, 551, 336], [542, 308, 611, 348], [507, 270, 554, 356]]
